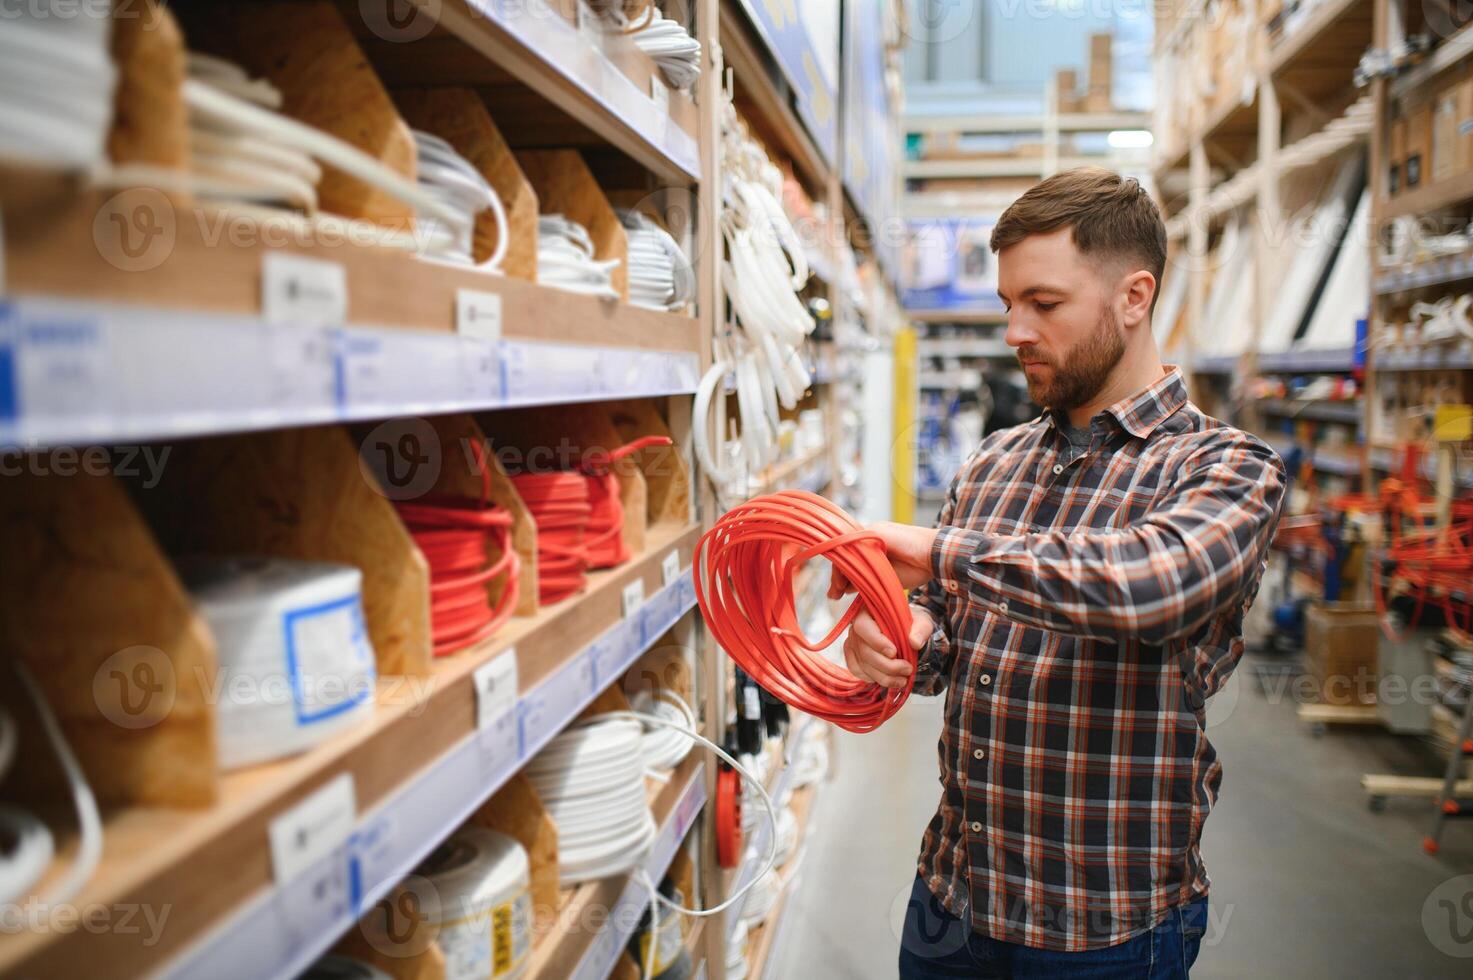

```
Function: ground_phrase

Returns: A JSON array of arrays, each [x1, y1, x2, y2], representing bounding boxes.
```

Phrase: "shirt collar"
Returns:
[[1038, 366, 1188, 440]]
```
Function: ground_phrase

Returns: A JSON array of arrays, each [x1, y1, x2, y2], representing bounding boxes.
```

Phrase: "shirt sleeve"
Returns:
[[930, 436, 1286, 647], [908, 472, 961, 696]]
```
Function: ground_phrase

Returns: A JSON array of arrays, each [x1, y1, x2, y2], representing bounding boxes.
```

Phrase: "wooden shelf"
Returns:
[[1259, 397, 1361, 424], [0, 523, 702, 979], [753, 446, 829, 496], [1381, 169, 1473, 221], [1269, 0, 1374, 101], [1, 188, 703, 447], [350, 0, 701, 184]]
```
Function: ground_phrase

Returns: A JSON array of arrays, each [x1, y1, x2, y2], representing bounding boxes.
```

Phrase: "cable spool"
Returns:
[[791, 728, 830, 790], [537, 215, 622, 298], [695, 490, 915, 733], [739, 866, 782, 928], [630, 689, 696, 772], [726, 920, 750, 980], [511, 472, 592, 604], [396, 441, 519, 656], [773, 806, 798, 867], [300, 955, 393, 980], [181, 557, 377, 770], [525, 716, 657, 886], [411, 129, 510, 271], [715, 765, 743, 869], [619, 209, 696, 312], [402, 825, 532, 980], [628, 878, 693, 980], [579, 435, 673, 570]]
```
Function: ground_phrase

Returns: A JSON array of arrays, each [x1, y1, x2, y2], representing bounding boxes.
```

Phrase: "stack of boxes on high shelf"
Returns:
[[1053, 32, 1114, 113]]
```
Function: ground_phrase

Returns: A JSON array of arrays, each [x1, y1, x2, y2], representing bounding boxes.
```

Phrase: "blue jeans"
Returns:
[[898, 875, 1208, 978]]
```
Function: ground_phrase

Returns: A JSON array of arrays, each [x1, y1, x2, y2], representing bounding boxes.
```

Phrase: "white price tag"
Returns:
[[622, 579, 645, 618], [262, 253, 347, 328], [650, 77, 670, 115], [661, 551, 681, 588], [268, 773, 356, 883], [474, 648, 518, 732], [456, 289, 503, 340]]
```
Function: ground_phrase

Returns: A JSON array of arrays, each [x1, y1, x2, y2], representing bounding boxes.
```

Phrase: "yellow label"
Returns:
[[1434, 404, 1473, 442]]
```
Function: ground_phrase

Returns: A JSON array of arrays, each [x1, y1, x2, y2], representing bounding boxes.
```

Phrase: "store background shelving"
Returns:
[[0, 0, 910, 978]]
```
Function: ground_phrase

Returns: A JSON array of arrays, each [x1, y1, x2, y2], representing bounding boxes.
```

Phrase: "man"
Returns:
[[837, 168, 1286, 978]]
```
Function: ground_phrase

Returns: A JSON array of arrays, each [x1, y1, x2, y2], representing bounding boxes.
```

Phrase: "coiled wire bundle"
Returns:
[[96, 53, 468, 253], [411, 129, 509, 271], [396, 443, 520, 656], [589, 2, 701, 90], [695, 491, 915, 733], [525, 716, 657, 886], [0, 8, 116, 169], [510, 472, 592, 604], [631, 689, 696, 773], [619, 209, 696, 313], [537, 215, 622, 298]]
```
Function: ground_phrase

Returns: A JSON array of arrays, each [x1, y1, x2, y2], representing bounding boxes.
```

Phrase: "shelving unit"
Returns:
[[0, 0, 905, 977]]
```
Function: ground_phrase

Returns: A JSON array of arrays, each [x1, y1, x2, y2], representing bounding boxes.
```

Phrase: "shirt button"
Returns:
[[973, 748, 985, 760], [997, 601, 1008, 613], [978, 673, 992, 687], [1052, 463, 1063, 474], [970, 821, 983, 833]]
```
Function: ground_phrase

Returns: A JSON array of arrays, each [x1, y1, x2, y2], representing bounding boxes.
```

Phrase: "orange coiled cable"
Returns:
[[695, 489, 915, 733], [396, 442, 520, 657], [579, 435, 673, 569], [512, 471, 593, 604]]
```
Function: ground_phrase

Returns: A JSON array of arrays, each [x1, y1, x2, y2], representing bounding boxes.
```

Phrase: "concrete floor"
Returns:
[[775, 654, 1473, 978]]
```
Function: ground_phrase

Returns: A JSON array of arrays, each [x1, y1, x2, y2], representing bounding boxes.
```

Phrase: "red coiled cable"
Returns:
[[695, 490, 914, 733], [396, 442, 520, 657], [579, 435, 673, 569], [512, 471, 593, 604]]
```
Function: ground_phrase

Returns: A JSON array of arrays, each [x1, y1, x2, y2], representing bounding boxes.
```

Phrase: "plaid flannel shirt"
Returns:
[[909, 367, 1285, 951]]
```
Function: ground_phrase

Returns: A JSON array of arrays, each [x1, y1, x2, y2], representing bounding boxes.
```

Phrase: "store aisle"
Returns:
[[775, 657, 1473, 978]]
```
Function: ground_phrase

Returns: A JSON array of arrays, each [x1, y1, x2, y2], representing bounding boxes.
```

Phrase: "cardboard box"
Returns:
[[1457, 77, 1473, 174], [1304, 602, 1380, 706], [1055, 68, 1079, 112], [1406, 103, 1433, 190], [1435, 83, 1460, 183], [1088, 32, 1112, 103]]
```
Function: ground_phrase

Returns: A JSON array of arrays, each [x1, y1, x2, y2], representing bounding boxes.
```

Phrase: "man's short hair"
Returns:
[[990, 167, 1167, 312]]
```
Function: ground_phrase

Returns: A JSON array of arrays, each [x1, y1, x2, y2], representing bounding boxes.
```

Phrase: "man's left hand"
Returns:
[[828, 521, 938, 598]]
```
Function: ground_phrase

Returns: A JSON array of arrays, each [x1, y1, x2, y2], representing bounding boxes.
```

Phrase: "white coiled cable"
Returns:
[[0, 661, 103, 910], [726, 920, 750, 980], [537, 214, 623, 298], [412, 129, 510, 272], [632, 689, 696, 774], [591, 2, 702, 90], [0, 12, 116, 169], [526, 716, 657, 886], [533, 707, 783, 978], [619, 209, 696, 312]]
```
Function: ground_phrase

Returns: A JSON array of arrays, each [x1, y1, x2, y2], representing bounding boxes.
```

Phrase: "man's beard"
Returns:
[[1016, 308, 1126, 411]]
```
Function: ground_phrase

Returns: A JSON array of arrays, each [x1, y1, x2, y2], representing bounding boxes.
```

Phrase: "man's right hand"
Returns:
[[842, 605, 935, 690]]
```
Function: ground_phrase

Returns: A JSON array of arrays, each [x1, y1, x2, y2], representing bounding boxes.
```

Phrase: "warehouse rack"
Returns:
[[0, 0, 909, 977], [1155, 0, 1473, 845]]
